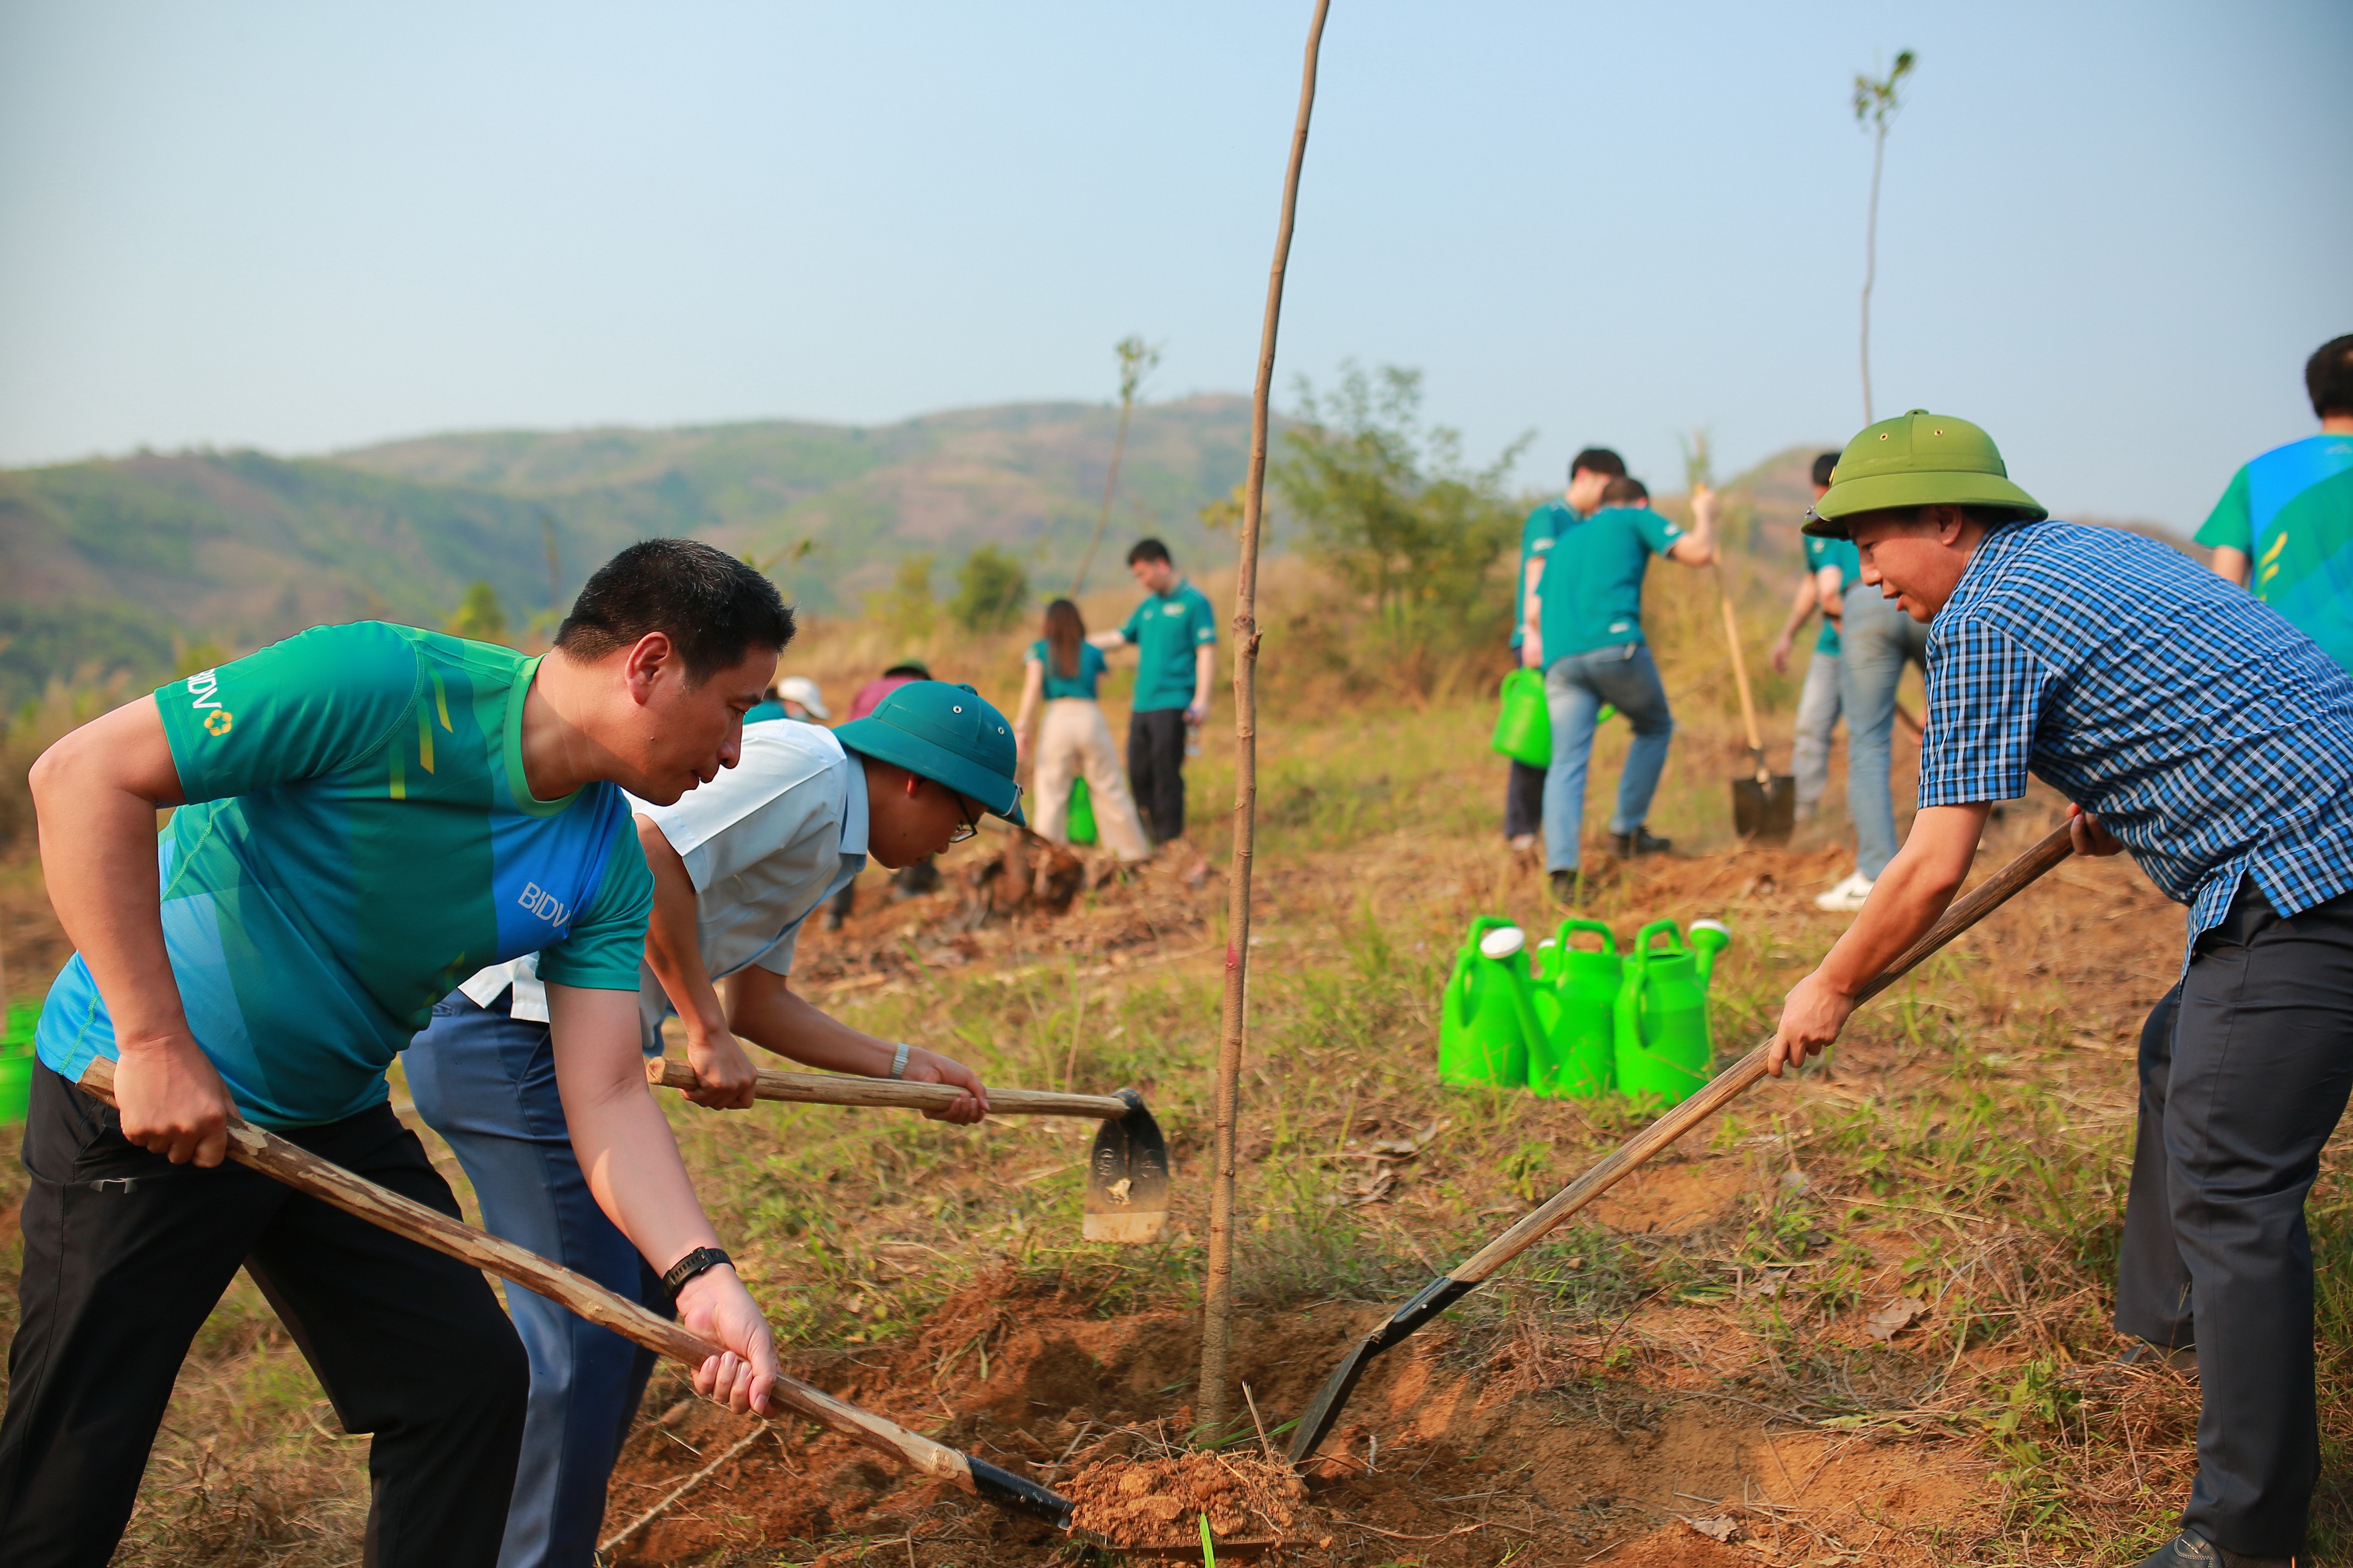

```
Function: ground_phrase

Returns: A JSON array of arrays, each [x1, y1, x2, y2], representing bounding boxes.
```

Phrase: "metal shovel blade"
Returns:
[[1083, 1088, 1171, 1244], [1732, 774, 1797, 842]]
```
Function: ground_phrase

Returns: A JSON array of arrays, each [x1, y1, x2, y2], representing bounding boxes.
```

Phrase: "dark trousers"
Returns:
[[1128, 707, 1189, 843], [0, 1062, 529, 1568], [1503, 760, 1546, 840], [2114, 882, 2353, 1558]]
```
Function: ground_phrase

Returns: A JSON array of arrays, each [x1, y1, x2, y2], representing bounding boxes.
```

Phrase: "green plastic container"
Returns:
[[1613, 919, 1722, 1108], [1066, 776, 1098, 845], [1491, 668, 1550, 767], [0, 999, 37, 1127], [1527, 919, 1619, 1098], [1437, 918, 1537, 1089]]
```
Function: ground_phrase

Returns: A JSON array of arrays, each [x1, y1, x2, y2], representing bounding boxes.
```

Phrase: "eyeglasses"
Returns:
[[947, 794, 981, 845]]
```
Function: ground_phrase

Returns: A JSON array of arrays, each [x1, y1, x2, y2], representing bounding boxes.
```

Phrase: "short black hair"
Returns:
[[555, 539, 794, 681], [1570, 447, 1627, 482], [2308, 335, 2353, 420], [1602, 476, 1649, 505], [1811, 451, 1842, 488], [1126, 538, 1172, 567]]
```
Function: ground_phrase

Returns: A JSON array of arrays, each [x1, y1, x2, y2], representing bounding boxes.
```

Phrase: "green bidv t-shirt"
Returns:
[[34, 622, 653, 1129], [1120, 579, 1218, 712], [1538, 505, 1688, 664], [1803, 533, 1862, 657]]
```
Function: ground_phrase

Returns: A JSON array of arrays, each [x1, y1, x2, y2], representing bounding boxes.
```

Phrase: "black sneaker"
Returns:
[[1610, 826, 1673, 858], [2133, 1528, 2294, 1568], [1549, 869, 1588, 906], [2113, 1341, 2198, 1378]]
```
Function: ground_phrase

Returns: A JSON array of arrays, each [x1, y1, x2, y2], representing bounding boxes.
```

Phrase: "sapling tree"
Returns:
[[948, 545, 1030, 633], [1070, 334, 1163, 596], [1853, 49, 1917, 425]]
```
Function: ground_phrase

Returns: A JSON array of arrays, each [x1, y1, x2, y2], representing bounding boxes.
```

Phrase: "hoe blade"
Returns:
[[1082, 1089, 1170, 1244], [1287, 1274, 1475, 1465]]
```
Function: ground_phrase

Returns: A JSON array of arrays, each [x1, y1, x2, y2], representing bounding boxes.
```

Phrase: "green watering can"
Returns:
[[1437, 919, 1541, 1089], [1527, 919, 1619, 1098], [0, 999, 38, 1127], [1066, 776, 1098, 846], [1612, 918, 1733, 1108], [1490, 668, 1617, 770]]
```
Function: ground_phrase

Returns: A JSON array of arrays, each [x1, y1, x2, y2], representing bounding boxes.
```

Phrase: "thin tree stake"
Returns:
[[1199, 0, 1331, 1441]]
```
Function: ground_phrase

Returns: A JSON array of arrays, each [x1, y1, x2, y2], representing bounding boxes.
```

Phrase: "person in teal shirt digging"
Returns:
[[1768, 452, 1860, 824], [2199, 335, 2353, 672], [2, 541, 792, 1568], [1538, 476, 1717, 904], [1091, 538, 1216, 855]]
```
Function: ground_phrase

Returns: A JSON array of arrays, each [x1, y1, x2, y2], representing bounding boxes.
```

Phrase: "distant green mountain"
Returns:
[[0, 397, 1255, 708]]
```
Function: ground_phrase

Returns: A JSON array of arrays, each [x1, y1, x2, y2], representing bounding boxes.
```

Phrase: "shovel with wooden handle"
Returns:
[[1716, 564, 1796, 843], [73, 1056, 1076, 1529], [1286, 823, 2076, 1466], [646, 1060, 1171, 1246]]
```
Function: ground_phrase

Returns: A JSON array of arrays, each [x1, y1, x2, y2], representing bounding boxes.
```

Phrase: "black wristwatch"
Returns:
[[661, 1246, 734, 1301]]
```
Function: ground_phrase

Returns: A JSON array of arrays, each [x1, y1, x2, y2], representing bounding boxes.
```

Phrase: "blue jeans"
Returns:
[[1837, 588, 1930, 880], [406, 990, 673, 1568], [1541, 644, 1675, 873]]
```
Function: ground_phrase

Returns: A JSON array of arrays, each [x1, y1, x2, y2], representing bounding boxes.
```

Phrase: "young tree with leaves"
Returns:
[[1070, 335, 1163, 596]]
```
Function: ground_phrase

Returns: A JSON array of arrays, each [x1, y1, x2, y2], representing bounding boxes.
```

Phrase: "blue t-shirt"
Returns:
[[1514, 501, 1575, 650], [1803, 534, 1863, 657], [2194, 434, 2353, 674], [1120, 579, 1219, 712], [1030, 640, 1108, 701], [36, 623, 653, 1129], [1538, 506, 1688, 664]]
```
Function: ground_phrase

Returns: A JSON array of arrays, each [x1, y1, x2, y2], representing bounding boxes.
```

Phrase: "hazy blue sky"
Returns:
[[2, 1, 2346, 528]]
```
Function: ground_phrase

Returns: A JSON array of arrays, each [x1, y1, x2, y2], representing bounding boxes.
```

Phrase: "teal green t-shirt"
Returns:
[[2195, 434, 2353, 674], [1803, 533, 1862, 657], [1513, 501, 1575, 650], [1538, 506, 1688, 664], [1120, 579, 1218, 712], [35, 622, 653, 1129], [1030, 639, 1108, 701]]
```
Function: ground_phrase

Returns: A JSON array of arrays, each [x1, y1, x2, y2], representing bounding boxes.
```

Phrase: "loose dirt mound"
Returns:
[[1064, 1450, 1307, 1547]]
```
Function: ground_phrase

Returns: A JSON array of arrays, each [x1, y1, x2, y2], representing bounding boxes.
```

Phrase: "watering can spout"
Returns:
[[1689, 918, 1732, 987]]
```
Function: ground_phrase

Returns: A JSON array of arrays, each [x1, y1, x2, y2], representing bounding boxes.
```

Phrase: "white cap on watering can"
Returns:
[[1690, 919, 1731, 942], [1477, 926, 1526, 960]]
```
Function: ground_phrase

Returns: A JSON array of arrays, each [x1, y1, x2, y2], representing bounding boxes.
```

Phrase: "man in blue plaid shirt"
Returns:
[[1769, 410, 2353, 1568]]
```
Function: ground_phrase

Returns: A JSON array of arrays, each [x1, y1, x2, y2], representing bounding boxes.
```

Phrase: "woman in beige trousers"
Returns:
[[1014, 598, 1151, 862]]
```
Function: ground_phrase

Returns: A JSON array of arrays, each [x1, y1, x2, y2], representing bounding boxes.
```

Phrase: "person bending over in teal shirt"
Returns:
[[1091, 538, 1216, 856], [2199, 335, 2353, 674], [1537, 476, 1717, 904], [4, 541, 792, 1568], [1506, 447, 1625, 855]]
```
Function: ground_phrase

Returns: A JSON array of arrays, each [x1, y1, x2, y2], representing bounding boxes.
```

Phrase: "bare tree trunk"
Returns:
[[1198, 0, 1331, 1441], [1859, 121, 1886, 427], [1070, 395, 1137, 598]]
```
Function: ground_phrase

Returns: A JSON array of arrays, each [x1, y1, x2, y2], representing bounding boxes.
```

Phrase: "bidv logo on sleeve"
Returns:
[[488, 794, 625, 960], [518, 882, 573, 930], [187, 669, 235, 737]]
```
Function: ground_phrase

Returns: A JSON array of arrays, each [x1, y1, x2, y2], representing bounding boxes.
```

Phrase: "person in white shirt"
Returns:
[[405, 680, 1019, 1568]]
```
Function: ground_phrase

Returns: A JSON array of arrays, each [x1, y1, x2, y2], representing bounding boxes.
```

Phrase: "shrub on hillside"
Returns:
[[948, 545, 1029, 634], [1273, 364, 1527, 696]]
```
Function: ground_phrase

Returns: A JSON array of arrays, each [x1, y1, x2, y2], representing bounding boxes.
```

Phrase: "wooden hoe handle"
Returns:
[[1451, 822, 2075, 1284], [72, 1058, 1071, 1525], [646, 1058, 1130, 1119]]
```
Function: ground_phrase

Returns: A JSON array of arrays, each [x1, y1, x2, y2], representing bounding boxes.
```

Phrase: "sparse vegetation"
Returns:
[[948, 545, 1030, 635]]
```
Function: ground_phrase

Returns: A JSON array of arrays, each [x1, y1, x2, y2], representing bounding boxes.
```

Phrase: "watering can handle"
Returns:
[[1554, 918, 1617, 955], [1632, 917, 1684, 954]]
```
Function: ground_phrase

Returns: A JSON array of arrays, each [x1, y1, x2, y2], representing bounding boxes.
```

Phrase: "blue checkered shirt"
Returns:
[[1918, 520, 2353, 958]]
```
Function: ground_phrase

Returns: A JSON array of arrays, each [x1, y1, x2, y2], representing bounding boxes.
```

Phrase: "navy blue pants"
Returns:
[[2114, 882, 2353, 1558], [406, 991, 671, 1568]]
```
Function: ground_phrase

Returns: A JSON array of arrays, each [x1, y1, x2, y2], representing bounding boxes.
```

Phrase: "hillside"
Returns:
[[0, 397, 1256, 708]]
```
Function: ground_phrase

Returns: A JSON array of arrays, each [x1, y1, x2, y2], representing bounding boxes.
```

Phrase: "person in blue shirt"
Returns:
[[1771, 410, 2353, 1568], [1536, 476, 1717, 904], [2197, 335, 2353, 673], [1506, 447, 1625, 855], [1767, 453, 1859, 825], [1014, 598, 1150, 860], [1090, 539, 1217, 853]]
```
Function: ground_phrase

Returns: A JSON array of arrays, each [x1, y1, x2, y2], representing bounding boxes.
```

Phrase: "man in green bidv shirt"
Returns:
[[2199, 335, 2353, 672], [3, 541, 793, 1568], [1091, 537, 1216, 853], [1537, 476, 1717, 904], [1507, 447, 1626, 855]]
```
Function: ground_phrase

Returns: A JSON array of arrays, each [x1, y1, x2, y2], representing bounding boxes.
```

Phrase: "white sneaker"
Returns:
[[1815, 872, 1875, 912]]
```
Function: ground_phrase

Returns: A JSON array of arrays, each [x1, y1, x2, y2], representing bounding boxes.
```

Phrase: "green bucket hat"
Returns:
[[834, 680, 1025, 826], [1803, 410, 2046, 539]]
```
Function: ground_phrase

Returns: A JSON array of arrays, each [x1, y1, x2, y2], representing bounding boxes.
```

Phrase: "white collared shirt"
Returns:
[[455, 722, 868, 1029]]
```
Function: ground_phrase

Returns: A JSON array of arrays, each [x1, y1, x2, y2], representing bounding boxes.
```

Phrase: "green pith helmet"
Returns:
[[1803, 409, 2046, 538], [834, 680, 1026, 826]]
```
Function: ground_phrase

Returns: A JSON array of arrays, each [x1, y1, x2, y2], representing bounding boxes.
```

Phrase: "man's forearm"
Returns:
[[726, 967, 895, 1076], [1193, 646, 1216, 713], [1816, 804, 1990, 992], [635, 815, 726, 1037], [548, 984, 722, 1270]]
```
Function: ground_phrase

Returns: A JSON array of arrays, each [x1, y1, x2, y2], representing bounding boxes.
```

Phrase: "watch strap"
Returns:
[[890, 1043, 910, 1080], [660, 1245, 732, 1301]]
